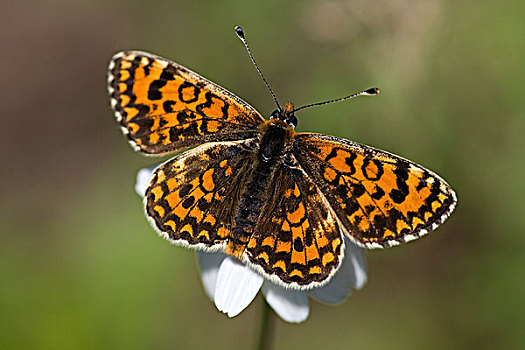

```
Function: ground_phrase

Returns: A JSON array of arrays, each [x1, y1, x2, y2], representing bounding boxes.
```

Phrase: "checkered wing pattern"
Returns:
[[245, 158, 344, 288], [145, 139, 256, 248], [108, 51, 264, 154], [293, 133, 457, 248]]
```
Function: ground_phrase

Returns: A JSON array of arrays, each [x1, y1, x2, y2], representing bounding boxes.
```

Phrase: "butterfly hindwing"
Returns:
[[244, 156, 344, 289], [107, 51, 264, 155], [293, 133, 457, 248], [145, 139, 257, 248]]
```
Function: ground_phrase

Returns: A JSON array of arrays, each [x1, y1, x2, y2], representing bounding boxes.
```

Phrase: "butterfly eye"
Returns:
[[287, 113, 298, 128], [270, 110, 281, 120]]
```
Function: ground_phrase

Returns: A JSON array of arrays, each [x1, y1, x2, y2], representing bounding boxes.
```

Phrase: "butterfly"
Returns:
[[107, 28, 456, 290]]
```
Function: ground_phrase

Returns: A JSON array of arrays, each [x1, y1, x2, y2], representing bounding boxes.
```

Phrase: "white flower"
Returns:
[[136, 166, 368, 323]]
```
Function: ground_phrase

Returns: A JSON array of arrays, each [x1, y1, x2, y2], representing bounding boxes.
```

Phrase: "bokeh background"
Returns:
[[2, 0, 524, 348]]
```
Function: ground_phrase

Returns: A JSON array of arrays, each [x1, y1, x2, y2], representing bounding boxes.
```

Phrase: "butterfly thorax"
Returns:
[[257, 119, 295, 161]]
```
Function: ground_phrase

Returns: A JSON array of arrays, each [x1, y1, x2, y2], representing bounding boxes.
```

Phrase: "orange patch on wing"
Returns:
[[226, 241, 244, 257], [166, 177, 180, 191], [315, 231, 329, 248], [323, 167, 338, 182], [150, 186, 164, 202], [149, 132, 160, 144], [153, 205, 165, 217], [164, 220, 176, 231], [362, 158, 380, 179], [189, 206, 204, 221], [382, 229, 396, 239], [201, 168, 215, 192], [198, 230, 210, 240], [291, 241, 306, 265], [305, 244, 320, 261], [181, 223, 194, 236], [119, 70, 130, 81], [331, 237, 341, 252], [204, 214, 216, 226], [128, 122, 139, 134], [322, 252, 335, 266], [275, 240, 291, 253], [172, 200, 192, 221], [290, 270, 303, 278], [411, 217, 425, 229], [120, 59, 132, 69], [272, 260, 286, 272], [262, 236, 275, 247], [247, 238, 257, 249], [327, 149, 353, 173], [200, 96, 225, 118], [217, 227, 230, 238], [124, 107, 138, 121], [293, 184, 300, 197], [257, 252, 269, 264], [156, 170, 166, 183], [396, 219, 411, 233], [180, 85, 198, 103], [309, 266, 321, 274], [164, 190, 183, 208], [357, 215, 371, 232], [287, 202, 306, 224]]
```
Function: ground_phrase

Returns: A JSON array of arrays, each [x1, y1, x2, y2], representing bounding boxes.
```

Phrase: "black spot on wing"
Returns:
[[148, 79, 167, 100], [389, 160, 410, 204], [293, 237, 304, 252], [163, 100, 176, 113]]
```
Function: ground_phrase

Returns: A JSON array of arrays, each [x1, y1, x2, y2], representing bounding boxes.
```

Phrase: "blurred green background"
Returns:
[[2, 0, 524, 348]]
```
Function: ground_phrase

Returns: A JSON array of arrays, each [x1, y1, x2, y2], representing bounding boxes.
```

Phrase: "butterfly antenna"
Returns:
[[292, 87, 381, 113], [235, 26, 281, 110]]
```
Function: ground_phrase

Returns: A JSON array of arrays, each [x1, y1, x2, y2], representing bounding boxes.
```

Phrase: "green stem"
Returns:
[[256, 299, 274, 350]]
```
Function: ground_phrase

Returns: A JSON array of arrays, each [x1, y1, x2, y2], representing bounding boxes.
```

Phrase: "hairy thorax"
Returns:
[[257, 119, 295, 162]]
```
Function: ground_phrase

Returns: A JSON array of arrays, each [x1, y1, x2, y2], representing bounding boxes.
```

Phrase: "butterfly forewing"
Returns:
[[145, 140, 256, 248], [107, 51, 264, 154], [245, 157, 344, 289], [293, 133, 457, 248]]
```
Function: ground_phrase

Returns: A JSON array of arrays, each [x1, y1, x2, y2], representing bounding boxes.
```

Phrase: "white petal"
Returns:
[[346, 239, 368, 290], [309, 238, 367, 304], [214, 257, 263, 317], [197, 251, 226, 300], [135, 166, 157, 197], [262, 283, 309, 323]]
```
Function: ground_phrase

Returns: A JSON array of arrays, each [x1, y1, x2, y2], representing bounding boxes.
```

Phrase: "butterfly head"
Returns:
[[270, 102, 298, 129]]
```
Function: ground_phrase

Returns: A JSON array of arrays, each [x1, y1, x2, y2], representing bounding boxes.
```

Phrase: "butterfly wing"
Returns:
[[244, 156, 344, 289], [293, 133, 457, 248], [108, 51, 264, 154], [145, 139, 256, 248]]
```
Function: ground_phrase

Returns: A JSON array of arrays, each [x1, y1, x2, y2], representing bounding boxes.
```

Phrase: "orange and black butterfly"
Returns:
[[107, 27, 456, 289]]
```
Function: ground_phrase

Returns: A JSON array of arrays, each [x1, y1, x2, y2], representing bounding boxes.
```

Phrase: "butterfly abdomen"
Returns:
[[226, 120, 294, 257]]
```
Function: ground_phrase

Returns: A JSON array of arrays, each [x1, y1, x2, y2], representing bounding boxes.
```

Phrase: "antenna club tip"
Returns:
[[234, 26, 245, 39], [366, 87, 381, 95]]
